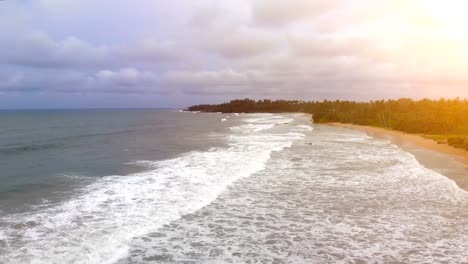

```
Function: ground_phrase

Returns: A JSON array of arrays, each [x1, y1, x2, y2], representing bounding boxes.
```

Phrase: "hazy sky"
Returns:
[[1, 0, 467, 108]]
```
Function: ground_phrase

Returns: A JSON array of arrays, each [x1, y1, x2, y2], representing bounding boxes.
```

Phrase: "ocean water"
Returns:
[[0, 110, 467, 263]]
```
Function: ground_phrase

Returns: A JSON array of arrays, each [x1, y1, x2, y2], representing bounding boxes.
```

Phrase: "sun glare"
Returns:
[[424, 0, 468, 34]]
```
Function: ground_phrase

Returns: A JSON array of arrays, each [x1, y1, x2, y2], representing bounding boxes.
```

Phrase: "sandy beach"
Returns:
[[326, 122, 468, 191]]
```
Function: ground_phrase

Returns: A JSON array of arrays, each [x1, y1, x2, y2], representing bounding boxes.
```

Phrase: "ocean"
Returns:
[[0, 110, 467, 263]]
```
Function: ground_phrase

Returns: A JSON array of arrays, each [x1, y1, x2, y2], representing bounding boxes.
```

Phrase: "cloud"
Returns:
[[164, 69, 248, 86], [0, 72, 26, 91], [252, 0, 340, 27], [95, 68, 159, 88], [0, 67, 164, 94], [200, 28, 279, 59], [1, 0, 468, 106], [288, 35, 377, 59], [0, 31, 181, 68], [116, 39, 183, 64], [163, 69, 285, 95], [189, 3, 279, 59], [0, 31, 109, 67], [0, 69, 90, 93]]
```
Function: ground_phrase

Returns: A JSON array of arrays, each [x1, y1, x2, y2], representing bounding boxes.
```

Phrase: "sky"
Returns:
[[1, 0, 468, 109]]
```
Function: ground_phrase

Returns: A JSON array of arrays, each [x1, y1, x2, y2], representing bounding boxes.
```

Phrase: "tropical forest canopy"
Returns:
[[188, 98, 468, 135]]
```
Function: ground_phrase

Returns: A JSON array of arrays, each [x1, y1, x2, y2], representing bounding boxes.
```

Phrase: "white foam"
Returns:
[[150, 125, 468, 263], [0, 114, 307, 264], [242, 114, 293, 124], [120, 124, 468, 263], [230, 124, 275, 133], [221, 118, 227, 122], [293, 125, 314, 131]]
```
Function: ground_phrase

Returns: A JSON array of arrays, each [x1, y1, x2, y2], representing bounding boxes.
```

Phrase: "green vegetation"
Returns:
[[423, 135, 468, 150], [187, 98, 468, 151]]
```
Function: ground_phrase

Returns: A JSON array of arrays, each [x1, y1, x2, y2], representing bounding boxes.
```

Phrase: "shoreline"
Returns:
[[325, 122, 468, 191]]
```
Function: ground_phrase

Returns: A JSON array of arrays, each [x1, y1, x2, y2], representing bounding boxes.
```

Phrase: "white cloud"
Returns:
[[96, 68, 158, 87], [117, 39, 183, 63], [164, 69, 248, 86], [252, 0, 340, 27], [201, 28, 279, 59], [0, 31, 181, 68]]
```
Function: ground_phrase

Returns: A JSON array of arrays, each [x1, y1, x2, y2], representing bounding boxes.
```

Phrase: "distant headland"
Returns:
[[187, 98, 468, 152]]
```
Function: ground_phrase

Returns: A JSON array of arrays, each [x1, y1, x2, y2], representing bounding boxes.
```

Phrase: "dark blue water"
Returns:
[[0, 109, 228, 214]]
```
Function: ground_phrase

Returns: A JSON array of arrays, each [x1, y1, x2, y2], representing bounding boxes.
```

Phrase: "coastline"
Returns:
[[325, 122, 468, 191]]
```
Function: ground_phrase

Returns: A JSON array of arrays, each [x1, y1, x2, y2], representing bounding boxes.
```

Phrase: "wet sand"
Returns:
[[325, 123, 468, 191]]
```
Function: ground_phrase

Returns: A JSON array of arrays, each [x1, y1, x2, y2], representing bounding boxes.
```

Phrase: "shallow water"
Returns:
[[1, 112, 467, 263], [118, 122, 468, 264]]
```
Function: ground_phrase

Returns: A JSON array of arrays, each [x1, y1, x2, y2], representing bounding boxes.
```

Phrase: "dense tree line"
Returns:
[[187, 98, 468, 150]]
